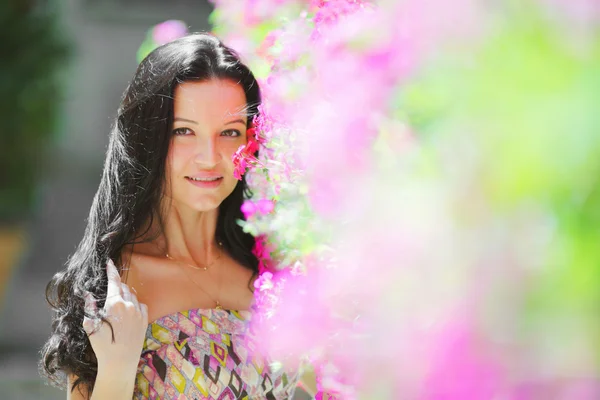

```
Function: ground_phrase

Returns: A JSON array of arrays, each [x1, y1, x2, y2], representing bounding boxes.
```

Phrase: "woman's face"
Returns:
[[165, 79, 248, 212]]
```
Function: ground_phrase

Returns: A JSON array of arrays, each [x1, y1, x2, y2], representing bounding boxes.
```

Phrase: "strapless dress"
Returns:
[[133, 308, 298, 399]]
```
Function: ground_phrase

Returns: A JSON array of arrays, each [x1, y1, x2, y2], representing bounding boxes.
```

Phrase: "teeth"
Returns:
[[189, 177, 220, 182]]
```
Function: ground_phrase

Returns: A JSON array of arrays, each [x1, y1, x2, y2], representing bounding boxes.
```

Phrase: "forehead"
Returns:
[[173, 79, 248, 122]]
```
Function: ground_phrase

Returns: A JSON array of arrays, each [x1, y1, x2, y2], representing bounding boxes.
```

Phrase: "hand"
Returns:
[[82, 259, 148, 376]]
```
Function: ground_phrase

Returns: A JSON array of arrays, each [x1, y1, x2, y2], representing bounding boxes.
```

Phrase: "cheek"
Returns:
[[164, 146, 187, 195], [221, 141, 245, 166], [168, 143, 193, 174]]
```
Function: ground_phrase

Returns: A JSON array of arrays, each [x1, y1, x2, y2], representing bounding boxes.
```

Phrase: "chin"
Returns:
[[190, 188, 238, 211], [187, 197, 225, 212], [173, 182, 238, 212]]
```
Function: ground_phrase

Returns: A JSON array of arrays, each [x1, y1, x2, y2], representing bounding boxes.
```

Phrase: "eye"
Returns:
[[221, 129, 241, 137], [172, 127, 193, 136]]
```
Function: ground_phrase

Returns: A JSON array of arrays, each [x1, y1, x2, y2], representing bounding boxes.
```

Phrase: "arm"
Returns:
[[67, 372, 136, 400], [72, 260, 147, 399]]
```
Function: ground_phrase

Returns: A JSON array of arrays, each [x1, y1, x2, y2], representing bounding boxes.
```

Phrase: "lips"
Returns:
[[185, 173, 223, 181], [186, 176, 222, 182], [185, 175, 224, 188]]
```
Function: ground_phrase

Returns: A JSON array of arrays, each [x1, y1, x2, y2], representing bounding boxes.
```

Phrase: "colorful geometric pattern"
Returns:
[[133, 308, 298, 399]]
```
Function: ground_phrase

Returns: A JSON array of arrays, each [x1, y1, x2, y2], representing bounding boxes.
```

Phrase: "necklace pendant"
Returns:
[[215, 301, 223, 310]]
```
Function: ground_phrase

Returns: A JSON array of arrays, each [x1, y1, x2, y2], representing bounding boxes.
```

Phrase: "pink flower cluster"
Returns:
[[210, 0, 600, 398], [232, 124, 262, 180], [252, 234, 276, 276], [152, 20, 188, 45], [241, 199, 275, 219]]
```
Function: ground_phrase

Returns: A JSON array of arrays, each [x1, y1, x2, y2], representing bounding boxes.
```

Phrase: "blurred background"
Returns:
[[0, 0, 217, 398]]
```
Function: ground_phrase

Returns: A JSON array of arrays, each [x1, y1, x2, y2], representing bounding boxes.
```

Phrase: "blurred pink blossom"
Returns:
[[152, 20, 188, 45]]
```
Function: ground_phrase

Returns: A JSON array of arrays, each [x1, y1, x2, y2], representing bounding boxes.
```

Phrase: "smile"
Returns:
[[187, 177, 221, 182], [185, 175, 223, 188]]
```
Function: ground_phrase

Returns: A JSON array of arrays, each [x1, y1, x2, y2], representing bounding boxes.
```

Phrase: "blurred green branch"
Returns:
[[0, 1, 72, 223]]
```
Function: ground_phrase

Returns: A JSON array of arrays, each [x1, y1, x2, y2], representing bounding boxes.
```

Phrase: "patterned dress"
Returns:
[[133, 308, 298, 399]]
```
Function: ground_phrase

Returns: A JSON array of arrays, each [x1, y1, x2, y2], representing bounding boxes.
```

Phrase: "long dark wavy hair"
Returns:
[[40, 33, 261, 395]]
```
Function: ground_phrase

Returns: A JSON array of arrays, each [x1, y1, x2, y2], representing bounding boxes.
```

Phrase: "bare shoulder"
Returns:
[[121, 243, 256, 321], [121, 245, 206, 322], [121, 247, 177, 317], [121, 243, 170, 290]]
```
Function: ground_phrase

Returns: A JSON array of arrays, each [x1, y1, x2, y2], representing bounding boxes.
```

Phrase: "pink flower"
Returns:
[[152, 20, 188, 45], [241, 200, 258, 219], [256, 199, 275, 214], [232, 145, 249, 180], [253, 235, 276, 276], [257, 30, 283, 61], [253, 235, 272, 260], [246, 137, 260, 154], [250, 108, 274, 145], [311, 0, 367, 29], [246, 123, 262, 153], [241, 199, 275, 219], [232, 124, 262, 180], [232, 145, 246, 163], [254, 271, 274, 291]]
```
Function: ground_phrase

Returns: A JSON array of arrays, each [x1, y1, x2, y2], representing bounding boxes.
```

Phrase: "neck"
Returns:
[[157, 202, 221, 266]]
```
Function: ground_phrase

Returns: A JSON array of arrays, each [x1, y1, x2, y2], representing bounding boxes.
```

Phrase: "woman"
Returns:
[[41, 33, 300, 399]]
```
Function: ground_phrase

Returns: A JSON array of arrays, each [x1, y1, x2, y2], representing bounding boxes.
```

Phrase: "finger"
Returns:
[[82, 316, 102, 335], [106, 259, 122, 300], [82, 315, 102, 336], [121, 283, 132, 302], [128, 289, 141, 310], [82, 292, 102, 335], [140, 303, 149, 324], [83, 292, 98, 314], [82, 316, 93, 334], [129, 286, 141, 309]]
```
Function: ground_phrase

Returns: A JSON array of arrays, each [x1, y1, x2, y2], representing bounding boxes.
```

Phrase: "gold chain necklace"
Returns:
[[176, 257, 224, 310], [164, 242, 223, 271], [158, 241, 225, 309]]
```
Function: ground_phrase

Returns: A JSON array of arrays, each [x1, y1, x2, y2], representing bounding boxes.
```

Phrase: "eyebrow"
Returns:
[[173, 117, 198, 124], [173, 117, 246, 126], [224, 118, 246, 126]]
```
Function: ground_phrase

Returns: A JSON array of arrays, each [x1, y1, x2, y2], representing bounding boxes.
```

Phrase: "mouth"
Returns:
[[185, 175, 224, 188], [185, 176, 223, 182]]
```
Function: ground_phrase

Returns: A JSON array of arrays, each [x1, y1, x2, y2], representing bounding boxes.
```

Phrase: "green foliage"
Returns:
[[0, 2, 71, 223]]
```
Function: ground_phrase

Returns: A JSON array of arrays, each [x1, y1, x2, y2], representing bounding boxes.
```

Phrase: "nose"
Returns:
[[193, 136, 222, 168]]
